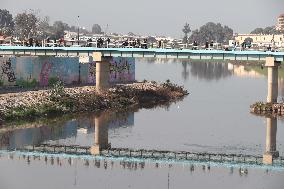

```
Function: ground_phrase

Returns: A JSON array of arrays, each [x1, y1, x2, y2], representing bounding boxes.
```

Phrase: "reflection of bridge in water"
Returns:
[[1, 112, 282, 169]]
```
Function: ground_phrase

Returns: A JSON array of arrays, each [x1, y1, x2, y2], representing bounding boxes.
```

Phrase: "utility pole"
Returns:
[[77, 16, 80, 45]]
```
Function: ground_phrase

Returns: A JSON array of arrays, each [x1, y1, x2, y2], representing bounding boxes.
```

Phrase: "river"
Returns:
[[0, 59, 283, 188]]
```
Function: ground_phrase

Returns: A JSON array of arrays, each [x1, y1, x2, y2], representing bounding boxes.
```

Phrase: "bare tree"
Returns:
[[52, 21, 70, 39], [0, 9, 14, 36], [182, 22, 191, 43], [92, 24, 102, 34], [38, 16, 51, 40], [14, 10, 39, 39]]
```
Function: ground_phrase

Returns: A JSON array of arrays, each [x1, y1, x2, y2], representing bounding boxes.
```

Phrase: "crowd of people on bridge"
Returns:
[[15, 36, 150, 49], [2, 35, 276, 52]]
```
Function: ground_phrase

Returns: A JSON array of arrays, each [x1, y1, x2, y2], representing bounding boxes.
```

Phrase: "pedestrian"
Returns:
[[205, 41, 209, 49], [210, 40, 214, 48], [158, 40, 162, 48], [28, 38, 33, 47], [106, 38, 110, 46], [193, 41, 198, 50], [137, 39, 141, 48]]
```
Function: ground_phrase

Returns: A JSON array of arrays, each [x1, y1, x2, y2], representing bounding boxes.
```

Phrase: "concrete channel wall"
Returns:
[[0, 56, 135, 87]]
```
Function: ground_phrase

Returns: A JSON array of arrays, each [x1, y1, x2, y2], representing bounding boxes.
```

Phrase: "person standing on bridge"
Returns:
[[28, 38, 33, 47], [193, 41, 198, 50], [106, 38, 111, 47], [158, 40, 162, 48], [210, 40, 214, 48], [137, 39, 141, 48], [205, 41, 209, 49]]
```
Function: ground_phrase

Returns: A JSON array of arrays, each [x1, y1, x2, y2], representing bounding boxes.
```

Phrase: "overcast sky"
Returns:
[[1, 0, 284, 38]]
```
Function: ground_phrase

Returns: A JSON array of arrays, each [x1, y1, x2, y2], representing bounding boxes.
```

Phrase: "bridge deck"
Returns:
[[0, 47, 284, 61]]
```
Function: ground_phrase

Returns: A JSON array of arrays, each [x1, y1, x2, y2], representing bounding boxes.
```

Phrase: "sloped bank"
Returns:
[[0, 81, 188, 124]]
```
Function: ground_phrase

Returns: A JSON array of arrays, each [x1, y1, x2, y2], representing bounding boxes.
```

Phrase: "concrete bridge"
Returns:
[[2, 46, 283, 90], [1, 46, 284, 61]]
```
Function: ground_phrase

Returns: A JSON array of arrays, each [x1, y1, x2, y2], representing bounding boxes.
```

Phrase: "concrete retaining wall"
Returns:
[[0, 56, 135, 87]]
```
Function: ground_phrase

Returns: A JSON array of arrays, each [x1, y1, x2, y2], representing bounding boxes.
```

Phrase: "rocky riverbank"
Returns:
[[0, 81, 188, 124], [250, 102, 284, 116]]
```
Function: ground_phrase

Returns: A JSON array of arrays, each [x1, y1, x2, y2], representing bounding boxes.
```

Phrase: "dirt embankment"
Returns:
[[250, 102, 284, 116], [0, 81, 188, 125]]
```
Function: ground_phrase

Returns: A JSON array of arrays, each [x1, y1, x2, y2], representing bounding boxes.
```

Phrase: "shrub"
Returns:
[[49, 80, 66, 101], [16, 79, 39, 88], [48, 77, 60, 87]]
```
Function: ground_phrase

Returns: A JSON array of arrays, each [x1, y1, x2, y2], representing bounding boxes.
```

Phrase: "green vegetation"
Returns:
[[48, 77, 61, 87], [187, 22, 233, 44], [0, 9, 14, 36], [2, 111, 79, 128], [16, 79, 38, 88], [0, 80, 3, 86], [250, 26, 284, 35]]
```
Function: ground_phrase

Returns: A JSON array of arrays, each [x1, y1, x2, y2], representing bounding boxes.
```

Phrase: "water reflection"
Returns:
[[263, 116, 279, 165], [0, 111, 134, 150], [90, 112, 111, 155], [181, 62, 189, 81], [231, 64, 264, 78], [190, 62, 232, 81], [0, 112, 283, 180], [189, 62, 266, 81], [0, 109, 282, 166]]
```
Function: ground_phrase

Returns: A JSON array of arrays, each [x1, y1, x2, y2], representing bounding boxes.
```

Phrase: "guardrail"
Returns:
[[0, 47, 284, 61]]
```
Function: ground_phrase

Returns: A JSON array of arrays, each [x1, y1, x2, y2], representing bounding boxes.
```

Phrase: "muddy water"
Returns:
[[0, 59, 283, 188]]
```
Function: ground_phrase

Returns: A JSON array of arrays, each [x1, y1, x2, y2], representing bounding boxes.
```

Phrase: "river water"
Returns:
[[0, 59, 283, 188]]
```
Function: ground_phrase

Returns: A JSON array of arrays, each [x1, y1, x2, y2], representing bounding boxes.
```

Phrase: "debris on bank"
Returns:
[[0, 81, 188, 123], [250, 102, 284, 116]]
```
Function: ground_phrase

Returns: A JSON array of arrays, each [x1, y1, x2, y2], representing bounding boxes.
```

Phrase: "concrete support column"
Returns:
[[90, 112, 110, 155], [263, 117, 279, 165], [93, 52, 112, 91], [265, 57, 280, 103]]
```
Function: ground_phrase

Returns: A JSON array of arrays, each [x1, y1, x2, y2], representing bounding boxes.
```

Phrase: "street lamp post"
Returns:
[[77, 16, 80, 45]]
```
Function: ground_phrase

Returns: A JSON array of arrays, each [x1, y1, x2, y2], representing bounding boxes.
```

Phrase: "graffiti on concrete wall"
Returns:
[[39, 61, 53, 86], [110, 57, 135, 83], [0, 56, 135, 87], [0, 56, 80, 87], [36, 57, 80, 86], [0, 58, 16, 83], [86, 57, 135, 85]]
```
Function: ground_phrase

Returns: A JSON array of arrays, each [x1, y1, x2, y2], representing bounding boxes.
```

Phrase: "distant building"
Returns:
[[276, 13, 284, 31], [234, 34, 284, 47], [64, 31, 78, 40]]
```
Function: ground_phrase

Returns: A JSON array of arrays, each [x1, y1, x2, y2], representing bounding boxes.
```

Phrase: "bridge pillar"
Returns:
[[263, 117, 279, 165], [93, 52, 111, 91], [90, 112, 110, 155], [265, 57, 280, 103]]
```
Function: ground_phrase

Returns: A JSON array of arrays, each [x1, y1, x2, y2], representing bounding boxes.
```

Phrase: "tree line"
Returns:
[[182, 22, 284, 45], [182, 22, 233, 45], [250, 26, 284, 35], [0, 9, 104, 40]]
